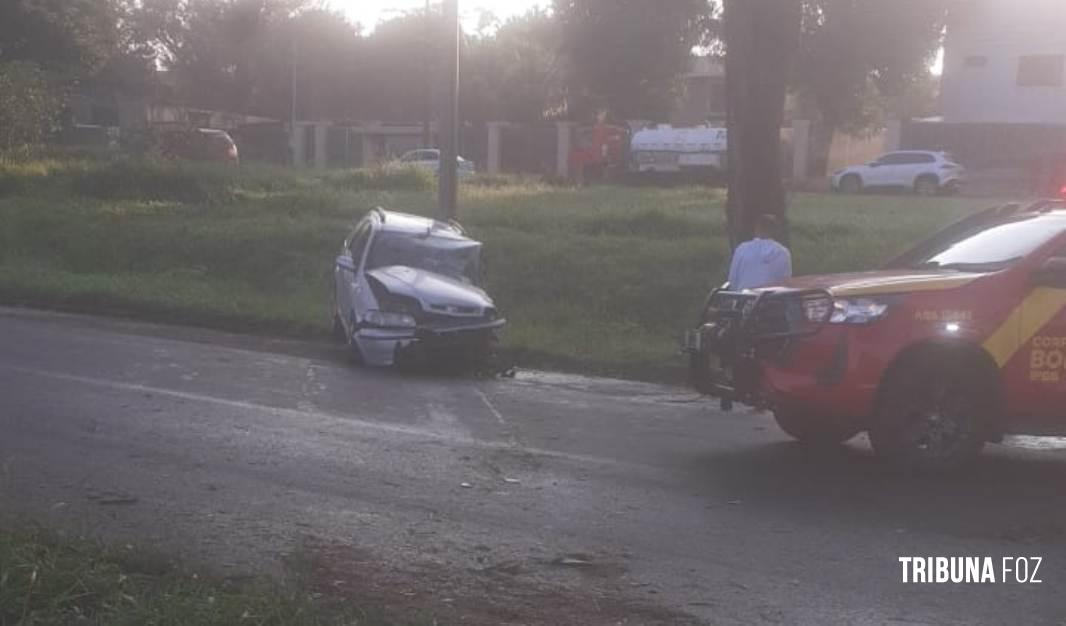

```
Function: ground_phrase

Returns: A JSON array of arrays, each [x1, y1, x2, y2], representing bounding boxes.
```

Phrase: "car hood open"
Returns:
[[761, 269, 988, 297], [367, 265, 494, 313]]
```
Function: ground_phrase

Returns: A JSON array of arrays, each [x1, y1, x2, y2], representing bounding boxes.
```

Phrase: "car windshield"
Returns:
[[904, 216, 1064, 271], [367, 233, 482, 284]]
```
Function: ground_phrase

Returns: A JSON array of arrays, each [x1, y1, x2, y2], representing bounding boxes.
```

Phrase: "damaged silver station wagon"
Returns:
[[332, 208, 506, 367]]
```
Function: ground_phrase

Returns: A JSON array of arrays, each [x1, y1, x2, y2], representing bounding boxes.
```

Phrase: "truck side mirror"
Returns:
[[1032, 257, 1066, 288]]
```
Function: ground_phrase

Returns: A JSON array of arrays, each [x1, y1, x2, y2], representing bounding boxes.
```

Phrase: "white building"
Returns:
[[940, 0, 1066, 125]]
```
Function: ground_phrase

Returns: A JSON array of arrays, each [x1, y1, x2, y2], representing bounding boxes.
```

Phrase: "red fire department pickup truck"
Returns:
[[685, 199, 1066, 470]]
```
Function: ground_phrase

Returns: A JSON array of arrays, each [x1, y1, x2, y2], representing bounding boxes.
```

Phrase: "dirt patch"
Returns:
[[300, 538, 703, 626]]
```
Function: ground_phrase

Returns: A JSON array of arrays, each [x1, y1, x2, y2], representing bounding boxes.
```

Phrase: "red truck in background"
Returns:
[[568, 120, 627, 184]]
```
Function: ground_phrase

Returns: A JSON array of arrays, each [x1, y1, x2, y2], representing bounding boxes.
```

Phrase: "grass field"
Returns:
[[0, 527, 413, 625], [0, 155, 998, 380]]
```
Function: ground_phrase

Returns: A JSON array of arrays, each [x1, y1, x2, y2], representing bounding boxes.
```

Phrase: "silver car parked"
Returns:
[[332, 208, 505, 367]]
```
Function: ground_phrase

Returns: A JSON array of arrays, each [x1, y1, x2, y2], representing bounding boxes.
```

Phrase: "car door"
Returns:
[[419, 150, 441, 173], [1014, 246, 1066, 424], [905, 153, 937, 186], [878, 153, 916, 187], [335, 221, 371, 326], [864, 154, 898, 187]]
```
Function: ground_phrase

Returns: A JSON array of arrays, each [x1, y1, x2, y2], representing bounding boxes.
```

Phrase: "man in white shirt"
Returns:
[[727, 214, 792, 290]]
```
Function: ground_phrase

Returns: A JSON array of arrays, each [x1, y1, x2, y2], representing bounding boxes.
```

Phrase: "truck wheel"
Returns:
[[914, 175, 940, 196], [869, 351, 992, 471], [839, 174, 863, 194], [773, 408, 861, 445]]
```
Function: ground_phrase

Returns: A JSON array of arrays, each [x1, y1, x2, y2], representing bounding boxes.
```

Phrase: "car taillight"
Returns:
[[228, 145, 238, 158], [1060, 184, 1066, 199]]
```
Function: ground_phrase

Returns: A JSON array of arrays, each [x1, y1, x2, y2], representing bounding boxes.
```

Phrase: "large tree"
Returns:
[[553, 0, 713, 121], [0, 0, 120, 75], [795, 0, 949, 176], [723, 0, 802, 245], [462, 9, 564, 123]]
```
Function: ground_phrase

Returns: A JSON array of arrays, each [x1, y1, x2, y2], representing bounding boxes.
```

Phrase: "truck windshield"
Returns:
[[906, 216, 1063, 271], [367, 234, 482, 284]]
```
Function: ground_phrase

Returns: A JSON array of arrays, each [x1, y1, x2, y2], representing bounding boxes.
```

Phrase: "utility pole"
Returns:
[[437, 0, 460, 220], [290, 34, 299, 166], [422, 0, 432, 148]]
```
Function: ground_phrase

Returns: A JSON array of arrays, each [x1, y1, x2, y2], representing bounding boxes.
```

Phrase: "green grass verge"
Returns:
[[0, 155, 998, 380], [0, 527, 412, 625]]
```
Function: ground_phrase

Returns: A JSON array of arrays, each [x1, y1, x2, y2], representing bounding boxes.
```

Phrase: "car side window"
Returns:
[[880, 153, 910, 165], [912, 154, 935, 164]]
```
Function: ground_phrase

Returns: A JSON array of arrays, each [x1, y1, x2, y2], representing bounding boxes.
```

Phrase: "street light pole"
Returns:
[[422, 0, 432, 148], [437, 0, 460, 221]]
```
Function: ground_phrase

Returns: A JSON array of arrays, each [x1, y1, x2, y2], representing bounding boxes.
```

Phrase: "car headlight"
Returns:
[[363, 309, 417, 329], [830, 298, 890, 324]]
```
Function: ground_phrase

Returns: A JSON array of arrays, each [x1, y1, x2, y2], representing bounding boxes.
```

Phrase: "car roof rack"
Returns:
[[371, 206, 387, 223]]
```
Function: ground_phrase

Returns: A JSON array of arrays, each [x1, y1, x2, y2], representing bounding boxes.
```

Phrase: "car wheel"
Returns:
[[914, 175, 940, 196], [773, 408, 861, 446], [839, 174, 863, 194], [869, 351, 993, 472]]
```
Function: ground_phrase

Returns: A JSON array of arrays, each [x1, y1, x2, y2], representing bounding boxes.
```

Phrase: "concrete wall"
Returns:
[[941, 0, 1066, 124]]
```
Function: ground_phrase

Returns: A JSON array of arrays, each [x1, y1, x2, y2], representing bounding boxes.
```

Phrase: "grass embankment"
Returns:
[[0, 155, 993, 379], [0, 527, 403, 625]]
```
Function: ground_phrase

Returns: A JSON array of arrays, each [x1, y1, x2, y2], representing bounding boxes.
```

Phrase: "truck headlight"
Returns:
[[830, 298, 890, 324], [801, 295, 834, 323], [364, 310, 417, 329]]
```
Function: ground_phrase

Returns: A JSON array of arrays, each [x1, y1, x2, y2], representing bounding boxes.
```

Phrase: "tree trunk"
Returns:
[[808, 118, 837, 179], [724, 0, 802, 248]]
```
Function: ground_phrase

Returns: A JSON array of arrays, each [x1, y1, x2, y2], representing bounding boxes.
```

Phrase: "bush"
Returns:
[[0, 62, 63, 150], [70, 159, 239, 203]]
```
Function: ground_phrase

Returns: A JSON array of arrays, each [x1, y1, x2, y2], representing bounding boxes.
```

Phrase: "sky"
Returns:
[[330, 0, 548, 31]]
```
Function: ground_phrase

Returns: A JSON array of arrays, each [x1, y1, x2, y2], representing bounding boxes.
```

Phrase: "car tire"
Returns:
[[773, 408, 861, 446], [868, 351, 993, 472], [839, 174, 863, 194], [914, 175, 940, 197]]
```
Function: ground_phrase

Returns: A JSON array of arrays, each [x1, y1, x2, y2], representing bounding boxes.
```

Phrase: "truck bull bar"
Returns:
[[682, 287, 833, 410]]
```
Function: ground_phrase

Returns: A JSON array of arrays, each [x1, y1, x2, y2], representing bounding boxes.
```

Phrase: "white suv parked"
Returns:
[[831, 151, 965, 196], [397, 149, 476, 176]]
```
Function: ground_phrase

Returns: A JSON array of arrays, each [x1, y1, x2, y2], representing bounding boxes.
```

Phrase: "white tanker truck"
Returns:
[[628, 124, 728, 177]]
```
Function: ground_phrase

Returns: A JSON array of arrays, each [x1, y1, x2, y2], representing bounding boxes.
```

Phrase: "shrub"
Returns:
[[0, 62, 63, 150], [70, 159, 240, 203]]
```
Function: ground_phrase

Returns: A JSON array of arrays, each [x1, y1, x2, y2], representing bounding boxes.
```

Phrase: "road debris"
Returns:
[[551, 554, 594, 567]]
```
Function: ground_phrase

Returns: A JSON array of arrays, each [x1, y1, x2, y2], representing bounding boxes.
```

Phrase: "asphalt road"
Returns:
[[2, 307, 1066, 625]]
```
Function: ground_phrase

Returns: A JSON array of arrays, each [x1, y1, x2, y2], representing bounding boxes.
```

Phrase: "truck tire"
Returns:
[[773, 408, 861, 446], [869, 350, 992, 472]]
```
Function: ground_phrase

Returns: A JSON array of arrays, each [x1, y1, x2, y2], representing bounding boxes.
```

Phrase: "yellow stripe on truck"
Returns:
[[983, 287, 1066, 368]]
